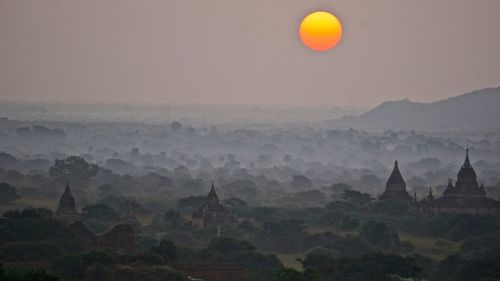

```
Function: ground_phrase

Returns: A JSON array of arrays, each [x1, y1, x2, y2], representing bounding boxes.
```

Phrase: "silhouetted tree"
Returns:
[[153, 240, 178, 264], [49, 156, 98, 188], [341, 189, 373, 206], [163, 209, 183, 228], [0, 182, 20, 204], [359, 220, 400, 251]]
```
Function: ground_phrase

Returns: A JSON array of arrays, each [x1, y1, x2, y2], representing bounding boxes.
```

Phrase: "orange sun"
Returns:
[[299, 11, 343, 52]]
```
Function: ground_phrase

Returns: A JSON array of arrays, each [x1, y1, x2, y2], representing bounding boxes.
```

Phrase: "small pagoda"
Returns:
[[192, 182, 236, 228], [379, 160, 412, 201], [55, 182, 81, 223]]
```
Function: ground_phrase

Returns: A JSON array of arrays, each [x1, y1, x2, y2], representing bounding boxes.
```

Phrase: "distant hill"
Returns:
[[327, 87, 500, 131]]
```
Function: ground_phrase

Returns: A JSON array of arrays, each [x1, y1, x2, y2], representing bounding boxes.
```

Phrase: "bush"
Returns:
[[0, 182, 20, 204], [3, 268, 62, 281], [0, 242, 63, 262], [81, 203, 120, 233], [0, 210, 84, 251], [325, 236, 373, 258], [112, 266, 186, 281], [461, 234, 500, 254], [153, 240, 178, 264], [207, 236, 256, 255], [302, 252, 421, 281], [359, 220, 401, 251], [51, 251, 117, 280], [369, 200, 409, 215]]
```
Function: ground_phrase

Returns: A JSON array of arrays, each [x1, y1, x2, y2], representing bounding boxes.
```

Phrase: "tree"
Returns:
[[301, 248, 337, 276], [187, 237, 281, 281], [359, 220, 401, 251], [0, 152, 17, 170], [3, 208, 53, 219], [275, 268, 316, 281], [0, 182, 20, 204], [435, 250, 500, 281], [82, 204, 120, 222], [434, 255, 467, 281], [341, 189, 373, 206], [302, 251, 421, 281], [339, 215, 359, 231], [207, 236, 256, 255], [325, 236, 373, 258], [0, 242, 63, 263], [331, 183, 353, 194], [177, 196, 206, 210], [51, 251, 117, 280], [153, 240, 178, 264], [291, 190, 328, 207], [223, 197, 248, 209], [49, 156, 99, 188], [97, 184, 114, 197], [459, 258, 500, 281], [223, 180, 258, 202], [3, 268, 62, 281], [81, 204, 120, 232], [276, 268, 319, 281], [370, 199, 409, 215], [0, 262, 5, 280], [163, 209, 183, 228], [112, 265, 186, 281], [0, 209, 84, 252]]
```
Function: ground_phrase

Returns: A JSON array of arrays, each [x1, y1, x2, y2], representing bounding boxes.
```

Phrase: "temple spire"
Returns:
[[55, 182, 80, 223], [427, 185, 434, 200], [387, 160, 405, 185], [207, 181, 219, 204], [380, 160, 411, 200], [464, 145, 471, 167]]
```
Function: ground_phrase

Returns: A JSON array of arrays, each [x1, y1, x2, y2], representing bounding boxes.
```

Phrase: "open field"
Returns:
[[400, 233, 461, 260]]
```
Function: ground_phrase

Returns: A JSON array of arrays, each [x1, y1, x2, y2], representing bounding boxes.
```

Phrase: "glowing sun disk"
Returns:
[[300, 11, 343, 51]]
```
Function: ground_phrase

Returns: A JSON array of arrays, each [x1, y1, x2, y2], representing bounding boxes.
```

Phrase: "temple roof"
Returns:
[[457, 147, 477, 184], [207, 181, 220, 205], [427, 185, 434, 200], [61, 182, 73, 198], [56, 182, 79, 217], [387, 160, 406, 186]]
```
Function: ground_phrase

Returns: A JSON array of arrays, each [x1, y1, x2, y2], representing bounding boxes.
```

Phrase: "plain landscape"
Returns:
[[1, 87, 500, 281]]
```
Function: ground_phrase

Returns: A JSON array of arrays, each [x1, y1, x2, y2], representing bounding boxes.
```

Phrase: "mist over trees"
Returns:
[[1, 93, 500, 281]]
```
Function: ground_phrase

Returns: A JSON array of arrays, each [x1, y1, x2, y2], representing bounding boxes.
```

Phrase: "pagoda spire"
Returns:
[[207, 181, 219, 204], [387, 160, 405, 185], [55, 182, 80, 223], [427, 185, 434, 200], [380, 160, 411, 201], [464, 145, 471, 168]]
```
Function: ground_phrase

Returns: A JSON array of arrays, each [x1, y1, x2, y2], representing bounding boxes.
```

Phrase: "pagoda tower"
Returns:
[[55, 182, 80, 223], [379, 161, 412, 201], [192, 182, 236, 228]]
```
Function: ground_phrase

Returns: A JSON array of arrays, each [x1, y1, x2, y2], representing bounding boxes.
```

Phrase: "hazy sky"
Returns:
[[1, 0, 500, 107]]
